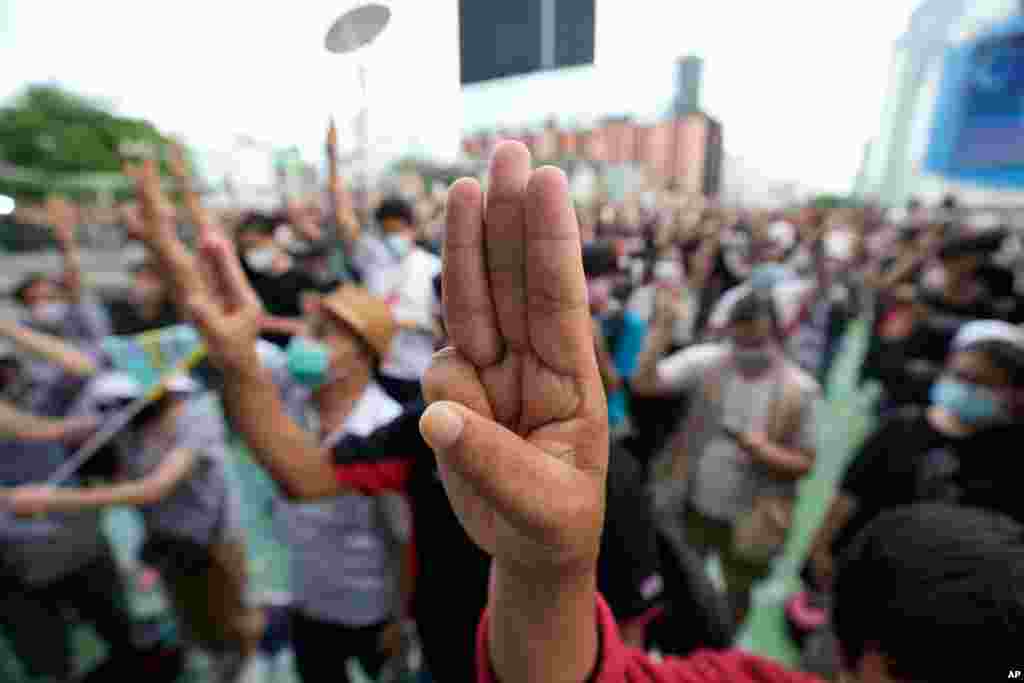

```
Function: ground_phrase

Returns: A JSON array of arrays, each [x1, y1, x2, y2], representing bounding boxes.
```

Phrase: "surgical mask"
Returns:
[[731, 342, 775, 374], [385, 234, 412, 260], [653, 260, 683, 285], [749, 263, 793, 293], [244, 246, 278, 273], [285, 336, 333, 390], [930, 377, 1008, 427], [31, 301, 69, 328]]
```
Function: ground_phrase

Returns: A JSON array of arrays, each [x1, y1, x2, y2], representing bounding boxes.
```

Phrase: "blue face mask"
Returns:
[[285, 336, 331, 390], [385, 234, 412, 260], [930, 377, 1007, 427], [749, 263, 793, 293]]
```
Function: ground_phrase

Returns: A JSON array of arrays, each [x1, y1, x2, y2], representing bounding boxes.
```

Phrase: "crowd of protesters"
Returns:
[[0, 126, 1020, 683]]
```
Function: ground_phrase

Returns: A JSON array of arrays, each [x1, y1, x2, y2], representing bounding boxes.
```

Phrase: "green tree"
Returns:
[[0, 83, 169, 199]]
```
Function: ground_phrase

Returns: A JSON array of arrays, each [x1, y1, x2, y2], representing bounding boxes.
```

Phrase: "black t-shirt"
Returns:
[[860, 315, 953, 408], [598, 447, 664, 622], [835, 408, 1024, 555], [835, 408, 950, 555], [108, 299, 180, 336], [241, 263, 326, 347]]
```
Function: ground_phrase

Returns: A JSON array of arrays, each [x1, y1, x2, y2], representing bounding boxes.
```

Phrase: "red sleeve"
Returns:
[[332, 460, 413, 493], [476, 593, 822, 683]]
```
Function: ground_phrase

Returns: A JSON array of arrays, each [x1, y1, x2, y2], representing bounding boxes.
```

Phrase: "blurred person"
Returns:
[[808, 319, 1024, 593], [404, 153, 1023, 683], [236, 210, 325, 348], [13, 196, 112, 345], [635, 288, 820, 622], [5, 372, 263, 682], [338, 194, 441, 405], [916, 230, 1008, 330], [108, 256, 181, 335]]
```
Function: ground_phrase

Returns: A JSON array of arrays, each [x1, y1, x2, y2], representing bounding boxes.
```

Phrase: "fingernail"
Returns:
[[421, 402, 464, 451]]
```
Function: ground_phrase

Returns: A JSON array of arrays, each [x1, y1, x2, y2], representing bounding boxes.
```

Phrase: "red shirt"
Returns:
[[476, 594, 823, 683]]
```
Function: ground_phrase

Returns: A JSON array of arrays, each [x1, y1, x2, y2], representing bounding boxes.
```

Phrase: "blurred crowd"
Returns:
[[0, 123, 1021, 683]]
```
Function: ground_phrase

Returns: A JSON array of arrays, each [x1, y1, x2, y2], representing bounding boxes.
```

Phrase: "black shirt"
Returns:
[[108, 299, 180, 336], [835, 408, 1024, 556], [241, 262, 326, 347]]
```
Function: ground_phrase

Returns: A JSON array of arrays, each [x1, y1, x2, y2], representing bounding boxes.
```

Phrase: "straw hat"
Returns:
[[319, 284, 396, 361]]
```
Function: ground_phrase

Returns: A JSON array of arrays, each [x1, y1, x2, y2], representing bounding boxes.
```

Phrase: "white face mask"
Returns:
[[31, 301, 69, 327], [244, 246, 278, 273], [653, 260, 683, 285], [385, 234, 412, 260]]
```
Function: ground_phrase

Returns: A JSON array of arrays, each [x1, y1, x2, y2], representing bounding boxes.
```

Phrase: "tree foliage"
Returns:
[[0, 84, 168, 198]]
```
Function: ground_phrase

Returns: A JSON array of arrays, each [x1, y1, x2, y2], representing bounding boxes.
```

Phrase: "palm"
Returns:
[[423, 142, 608, 575]]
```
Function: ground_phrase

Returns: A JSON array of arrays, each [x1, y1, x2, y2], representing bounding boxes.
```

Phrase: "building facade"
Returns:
[[856, 0, 1022, 205]]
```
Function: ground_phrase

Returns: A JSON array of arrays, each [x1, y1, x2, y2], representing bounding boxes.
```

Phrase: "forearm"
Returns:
[[58, 239, 84, 302], [0, 321, 96, 377], [631, 323, 672, 396], [0, 401, 69, 441], [48, 481, 158, 510], [750, 442, 814, 480], [808, 493, 856, 558], [490, 563, 598, 683], [220, 364, 341, 500]]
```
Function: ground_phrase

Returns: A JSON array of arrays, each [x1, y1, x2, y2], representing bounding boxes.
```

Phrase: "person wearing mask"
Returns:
[[807, 319, 1024, 592], [262, 286, 414, 683], [634, 289, 820, 622], [13, 197, 112, 346], [336, 196, 441, 405], [108, 257, 181, 335], [236, 211, 324, 348], [0, 342, 181, 681], [401, 151, 1022, 682], [4, 372, 263, 682]]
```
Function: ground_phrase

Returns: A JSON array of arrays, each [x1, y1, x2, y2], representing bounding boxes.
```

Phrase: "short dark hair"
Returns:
[[236, 211, 278, 238], [833, 504, 1024, 680], [728, 290, 779, 334], [374, 197, 415, 227], [12, 273, 49, 305]]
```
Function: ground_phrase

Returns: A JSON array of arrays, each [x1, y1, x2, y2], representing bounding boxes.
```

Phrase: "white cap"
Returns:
[[967, 212, 1002, 235], [953, 320, 1024, 352], [164, 372, 200, 394], [825, 230, 855, 262]]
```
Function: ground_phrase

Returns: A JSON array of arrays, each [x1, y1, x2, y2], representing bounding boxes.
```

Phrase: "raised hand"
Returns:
[[418, 141, 609, 580], [45, 195, 77, 247], [187, 224, 264, 374]]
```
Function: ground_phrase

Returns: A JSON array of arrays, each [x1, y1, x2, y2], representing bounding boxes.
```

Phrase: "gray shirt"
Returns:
[[275, 382, 408, 627]]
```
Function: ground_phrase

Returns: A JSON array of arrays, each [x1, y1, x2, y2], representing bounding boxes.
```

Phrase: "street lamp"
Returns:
[[325, 3, 391, 210]]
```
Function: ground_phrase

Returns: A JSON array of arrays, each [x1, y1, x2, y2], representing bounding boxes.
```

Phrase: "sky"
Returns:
[[0, 0, 922, 194]]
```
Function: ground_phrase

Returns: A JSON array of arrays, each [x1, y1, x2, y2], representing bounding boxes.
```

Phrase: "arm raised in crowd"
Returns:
[[186, 227, 344, 501], [45, 196, 84, 303], [168, 139, 216, 236], [4, 447, 196, 516], [0, 399, 97, 444], [327, 117, 361, 244], [0, 319, 97, 377], [123, 158, 209, 318]]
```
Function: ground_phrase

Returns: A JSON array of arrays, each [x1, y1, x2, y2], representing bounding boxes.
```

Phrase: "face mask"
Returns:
[[749, 263, 793, 293], [653, 260, 682, 285], [244, 246, 278, 273], [930, 377, 1008, 427], [385, 234, 412, 260], [731, 342, 775, 374], [31, 301, 69, 328], [286, 336, 332, 390]]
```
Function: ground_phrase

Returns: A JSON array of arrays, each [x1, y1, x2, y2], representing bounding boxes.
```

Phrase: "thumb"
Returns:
[[419, 401, 587, 542]]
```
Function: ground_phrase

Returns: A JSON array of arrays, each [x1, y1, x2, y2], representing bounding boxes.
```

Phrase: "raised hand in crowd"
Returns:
[[45, 194, 83, 301], [327, 117, 361, 243], [417, 141, 609, 683]]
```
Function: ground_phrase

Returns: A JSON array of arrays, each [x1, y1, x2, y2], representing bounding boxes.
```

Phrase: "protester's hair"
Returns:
[[833, 504, 1024, 680], [959, 339, 1024, 387], [235, 211, 278, 237], [12, 273, 49, 305], [728, 290, 779, 335], [374, 197, 415, 227]]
